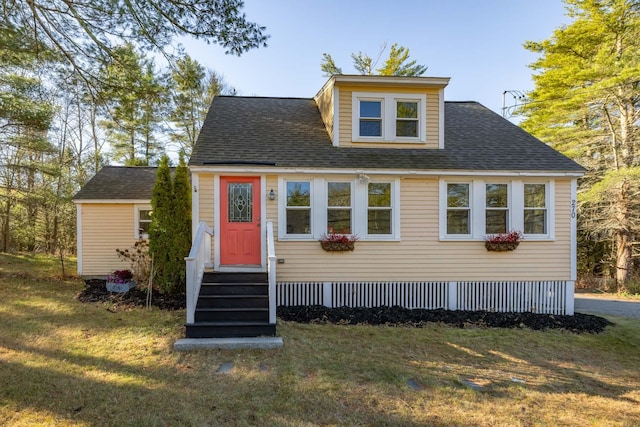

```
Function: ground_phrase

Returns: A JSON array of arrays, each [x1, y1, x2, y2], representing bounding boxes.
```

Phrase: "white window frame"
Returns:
[[364, 180, 398, 239], [279, 179, 314, 239], [278, 177, 401, 241], [520, 181, 554, 240], [441, 181, 473, 239], [485, 183, 511, 235], [326, 181, 353, 234], [439, 179, 554, 241], [356, 99, 384, 138], [352, 92, 426, 143], [134, 204, 152, 239]]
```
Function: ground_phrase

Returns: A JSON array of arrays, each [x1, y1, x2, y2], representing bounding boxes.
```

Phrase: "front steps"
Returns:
[[185, 272, 276, 338]]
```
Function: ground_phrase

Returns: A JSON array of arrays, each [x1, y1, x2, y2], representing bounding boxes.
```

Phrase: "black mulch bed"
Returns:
[[78, 280, 613, 333], [277, 305, 613, 334], [77, 279, 186, 311]]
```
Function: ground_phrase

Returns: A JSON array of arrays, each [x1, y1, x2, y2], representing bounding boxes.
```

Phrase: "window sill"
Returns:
[[439, 237, 555, 242], [278, 236, 400, 242], [352, 138, 425, 144]]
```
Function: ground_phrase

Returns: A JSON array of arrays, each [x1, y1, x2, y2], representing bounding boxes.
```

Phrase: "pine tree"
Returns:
[[521, 0, 640, 286], [149, 154, 192, 294], [321, 43, 427, 77], [170, 153, 192, 292], [149, 156, 174, 292]]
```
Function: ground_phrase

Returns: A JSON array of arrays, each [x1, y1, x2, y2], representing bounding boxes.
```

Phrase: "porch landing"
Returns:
[[174, 336, 283, 351]]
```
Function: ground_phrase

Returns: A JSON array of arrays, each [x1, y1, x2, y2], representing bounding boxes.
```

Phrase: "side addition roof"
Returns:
[[73, 166, 160, 201], [190, 96, 584, 173]]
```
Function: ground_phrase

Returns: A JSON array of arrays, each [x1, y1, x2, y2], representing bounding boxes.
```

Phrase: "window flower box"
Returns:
[[106, 269, 136, 293], [484, 231, 523, 252], [319, 233, 358, 252]]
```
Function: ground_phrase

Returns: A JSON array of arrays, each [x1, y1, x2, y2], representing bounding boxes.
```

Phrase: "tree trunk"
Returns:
[[615, 230, 631, 286], [614, 178, 632, 285]]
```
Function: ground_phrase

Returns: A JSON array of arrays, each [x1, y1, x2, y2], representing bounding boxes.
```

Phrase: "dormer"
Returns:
[[314, 75, 450, 149]]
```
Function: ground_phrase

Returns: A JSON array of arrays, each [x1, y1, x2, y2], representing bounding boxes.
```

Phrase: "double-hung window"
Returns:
[[485, 183, 509, 234], [135, 206, 152, 239], [524, 184, 547, 235], [285, 181, 312, 235], [353, 92, 426, 142], [279, 177, 400, 241], [327, 182, 352, 234], [367, 183, 392, 235], [396, 101, 419, 138], [446, 183, 471, 235], [359, 100, 382, 137], [440, 179, 554, 240]]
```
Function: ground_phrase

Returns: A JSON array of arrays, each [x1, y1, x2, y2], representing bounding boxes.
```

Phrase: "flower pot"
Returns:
[[320, 241, 355, 252], [485, 241, 519, 252], [106, 281, 136, 293]]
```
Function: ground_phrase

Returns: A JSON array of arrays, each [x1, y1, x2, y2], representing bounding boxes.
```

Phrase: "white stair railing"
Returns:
[[185, 221, 213, 324], [266, 221, 277, 324]]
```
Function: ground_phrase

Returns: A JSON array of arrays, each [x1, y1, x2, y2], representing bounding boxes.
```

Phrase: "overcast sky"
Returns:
[[180, 0, 571, 120]]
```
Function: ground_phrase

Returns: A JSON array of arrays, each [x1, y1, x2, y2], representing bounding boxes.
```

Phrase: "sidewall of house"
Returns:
[[197, 174, 573, 283], [78, 203, 139, 277]]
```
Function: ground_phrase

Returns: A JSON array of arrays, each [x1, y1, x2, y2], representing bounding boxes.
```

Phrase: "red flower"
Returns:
[[485, 230, 523, 244]]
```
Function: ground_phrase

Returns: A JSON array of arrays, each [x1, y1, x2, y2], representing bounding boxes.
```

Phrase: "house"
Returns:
[[74, 74, 585, 339], [73, 166, 159, 276]]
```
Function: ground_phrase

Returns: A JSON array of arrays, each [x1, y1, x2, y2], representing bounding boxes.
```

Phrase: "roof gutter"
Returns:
[[189, 165, 584, 177]]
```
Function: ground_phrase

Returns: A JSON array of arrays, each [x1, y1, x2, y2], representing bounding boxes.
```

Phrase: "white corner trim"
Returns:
[[76, 204, 82, 276], [439, 88, 445, 149], [191, 172, 200, 241], [213, 175, 221, 270], [570, 179, 578, 281], [260, 175, 267, 269], [333, 86, 340, 147]]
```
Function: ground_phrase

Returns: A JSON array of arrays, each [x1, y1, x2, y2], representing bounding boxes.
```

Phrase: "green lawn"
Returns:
[[1, 253, 639, 426]]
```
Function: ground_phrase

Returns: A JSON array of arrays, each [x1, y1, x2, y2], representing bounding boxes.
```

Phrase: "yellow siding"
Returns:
[[265, 175, 279, 235], [313, 80, 334, 142], [273, 177, 572, 282], [337, 85, 441, 149], [192, 174, 573, 283], [198, 173, 215, 225], [79, 204, 138, 276]]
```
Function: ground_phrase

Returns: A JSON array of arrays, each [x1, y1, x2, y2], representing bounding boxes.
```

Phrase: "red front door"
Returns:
[[220, 176, 261, 265]]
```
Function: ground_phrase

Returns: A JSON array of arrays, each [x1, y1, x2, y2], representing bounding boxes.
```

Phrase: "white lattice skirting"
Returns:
[[277, 281, 574, 315]]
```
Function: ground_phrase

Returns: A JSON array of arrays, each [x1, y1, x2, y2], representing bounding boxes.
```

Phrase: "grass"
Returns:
[[1, 254, 639, 426]]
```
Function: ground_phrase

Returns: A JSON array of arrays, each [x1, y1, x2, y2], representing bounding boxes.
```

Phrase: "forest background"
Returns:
[[2, 0, 639, 291]]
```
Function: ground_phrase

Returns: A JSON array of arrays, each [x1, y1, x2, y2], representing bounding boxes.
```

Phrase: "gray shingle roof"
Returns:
[[73, 166, 160, 200], [190, 96, 584, 173]]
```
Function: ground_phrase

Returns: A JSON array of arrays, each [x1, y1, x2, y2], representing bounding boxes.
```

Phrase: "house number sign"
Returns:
[[570, 199, 576, 219]]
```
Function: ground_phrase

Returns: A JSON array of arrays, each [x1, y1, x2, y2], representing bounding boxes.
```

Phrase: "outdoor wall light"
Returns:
[[268, 189, 276, 200], [358, 173, 370, 184]]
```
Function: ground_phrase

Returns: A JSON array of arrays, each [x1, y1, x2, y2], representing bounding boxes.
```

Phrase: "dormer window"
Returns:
[[352, 92, 426, 143], [359, 100, 382, 137]]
